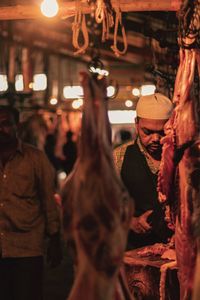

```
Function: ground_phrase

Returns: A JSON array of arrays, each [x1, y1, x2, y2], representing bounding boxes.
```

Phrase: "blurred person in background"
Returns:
[[62, 130, 77, 175], [45, 133, 61, 172], [0, 106, 62, 300]]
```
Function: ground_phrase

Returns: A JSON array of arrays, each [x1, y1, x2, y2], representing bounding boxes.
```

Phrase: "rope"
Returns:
[[111, 7, 128, 57], [102, 7, 114, 42], [72, 0, 127, 57], [72, 1, 89, 55], [95, 0, 104, 24]]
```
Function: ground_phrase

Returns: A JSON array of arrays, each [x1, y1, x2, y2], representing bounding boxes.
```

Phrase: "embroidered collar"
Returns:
[[137, 137, 160, 174]]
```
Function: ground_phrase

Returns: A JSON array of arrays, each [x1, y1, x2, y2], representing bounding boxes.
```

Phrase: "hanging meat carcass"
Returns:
[[62, 73, 134, 300], [174, 49, 199, 300], [158, 46, 200, 299]]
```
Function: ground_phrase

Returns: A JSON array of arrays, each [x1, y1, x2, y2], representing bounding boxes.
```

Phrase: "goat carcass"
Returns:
[[62, 73, 133, 300], [158, 48, 200, 299]]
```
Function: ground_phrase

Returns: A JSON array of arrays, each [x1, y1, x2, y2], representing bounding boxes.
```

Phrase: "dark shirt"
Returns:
[[0, 140, 60, 257]]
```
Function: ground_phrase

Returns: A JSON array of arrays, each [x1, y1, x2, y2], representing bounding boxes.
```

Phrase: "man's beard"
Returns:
[[146, 142, 162, 160]]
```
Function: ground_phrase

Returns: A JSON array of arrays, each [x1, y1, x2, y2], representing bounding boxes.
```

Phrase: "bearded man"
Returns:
[[114, 93, 174, 250]]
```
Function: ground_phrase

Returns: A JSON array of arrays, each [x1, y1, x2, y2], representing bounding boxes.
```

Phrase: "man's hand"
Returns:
[[130, 210, 153, 234], [47, 232, 63, 268]]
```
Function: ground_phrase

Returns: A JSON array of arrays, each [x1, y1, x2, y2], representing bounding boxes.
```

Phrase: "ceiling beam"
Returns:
[[0, 21, 146, 65], [0, 0, 182, 20], [0, 20, 154, 64]]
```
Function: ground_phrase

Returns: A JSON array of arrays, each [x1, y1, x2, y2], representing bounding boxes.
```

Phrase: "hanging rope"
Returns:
[[102, 5, 114, 42], [111, 6, 128, 57], [72, 0, 127, 57], [95, 0, 104, 23], [94, 0, 114, 42], [72, 0, 89, 55]]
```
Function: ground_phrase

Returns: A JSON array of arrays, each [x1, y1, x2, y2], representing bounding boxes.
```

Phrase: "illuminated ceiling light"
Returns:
[[141, 84, 156, 96], [0, 75, 8, 92], [63, 86, 83, 99], [50, 97, 58, 105], [125, 100, 133, 108], [107, 86, 115, 97], [40, 0, 59, 18], [108, 110, 136, 124], [132, 87, 140, 97], [33, 74, 47, 91], [72, 98, 83, 109], [15, 74, 24, 91]]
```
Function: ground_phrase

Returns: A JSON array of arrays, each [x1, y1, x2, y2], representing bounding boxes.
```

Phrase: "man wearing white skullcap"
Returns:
[[114, 92, 174, 250], [136, 93, 173, 120]]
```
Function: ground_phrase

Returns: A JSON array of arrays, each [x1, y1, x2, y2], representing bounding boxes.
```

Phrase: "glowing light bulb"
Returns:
[[40, 0, 59, 18]]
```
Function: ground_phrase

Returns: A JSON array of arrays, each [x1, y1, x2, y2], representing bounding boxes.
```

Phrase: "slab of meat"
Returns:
[[62, 73, 134, 300], [171, 49, 199, 300], [136, 243, 173, 258], [158, 48, 200, 299]]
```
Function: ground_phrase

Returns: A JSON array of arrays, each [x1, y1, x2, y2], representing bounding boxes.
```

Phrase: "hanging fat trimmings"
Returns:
[[72, 0, 127, 56]]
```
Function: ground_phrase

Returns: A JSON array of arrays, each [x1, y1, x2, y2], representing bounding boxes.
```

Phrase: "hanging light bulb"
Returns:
[[40, 0, 59, 18]]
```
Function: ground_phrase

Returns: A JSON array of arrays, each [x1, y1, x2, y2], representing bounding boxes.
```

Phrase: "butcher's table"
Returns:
[[124, 248, 180, 300]]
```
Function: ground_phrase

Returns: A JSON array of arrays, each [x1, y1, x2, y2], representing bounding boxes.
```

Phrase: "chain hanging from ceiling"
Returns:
[[177, 0, 200, 48], [72, 0, 127, 57]]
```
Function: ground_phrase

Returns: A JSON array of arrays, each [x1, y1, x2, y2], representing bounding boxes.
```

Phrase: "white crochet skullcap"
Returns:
[[136, 93, 173, 120]]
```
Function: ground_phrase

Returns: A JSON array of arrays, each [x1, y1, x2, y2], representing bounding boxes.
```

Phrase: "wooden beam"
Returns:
[[0, 21, 141, 65], [0, 20, 153, 64], [0, 0, 182, 21]]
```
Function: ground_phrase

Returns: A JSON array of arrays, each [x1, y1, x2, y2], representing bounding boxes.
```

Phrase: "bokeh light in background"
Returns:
[[107, 86, 115, 97], [72, 98, 83, 109], [49, 98, 58, 105], [33, 74, 47, 91], [108, 110, 136, 124], [0, 75, 8, 92], [141, 84, 156, 96], [15, 75, 24, 91], [132, 87, 140, 97], [125, 100, 133, 108], [63, 86, 84, 99]]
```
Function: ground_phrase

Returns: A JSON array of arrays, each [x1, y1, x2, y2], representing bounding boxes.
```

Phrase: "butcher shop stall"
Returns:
[[0, 0, 200, 299]]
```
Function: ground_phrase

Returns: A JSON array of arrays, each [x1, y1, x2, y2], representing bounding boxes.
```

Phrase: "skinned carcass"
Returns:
[[158, 47, 200, 300], [62, 73, 134, 300]]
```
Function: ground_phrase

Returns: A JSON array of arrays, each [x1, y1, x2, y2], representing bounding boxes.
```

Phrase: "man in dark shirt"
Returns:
[[114, 93, 174, 250], [62, 130, 77, 174], [0, 106, 62, 300]]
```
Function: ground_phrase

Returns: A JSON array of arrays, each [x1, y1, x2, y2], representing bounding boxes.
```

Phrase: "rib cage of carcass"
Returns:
[[157, 24, 200, 300], [62, 73, 134, 300]]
